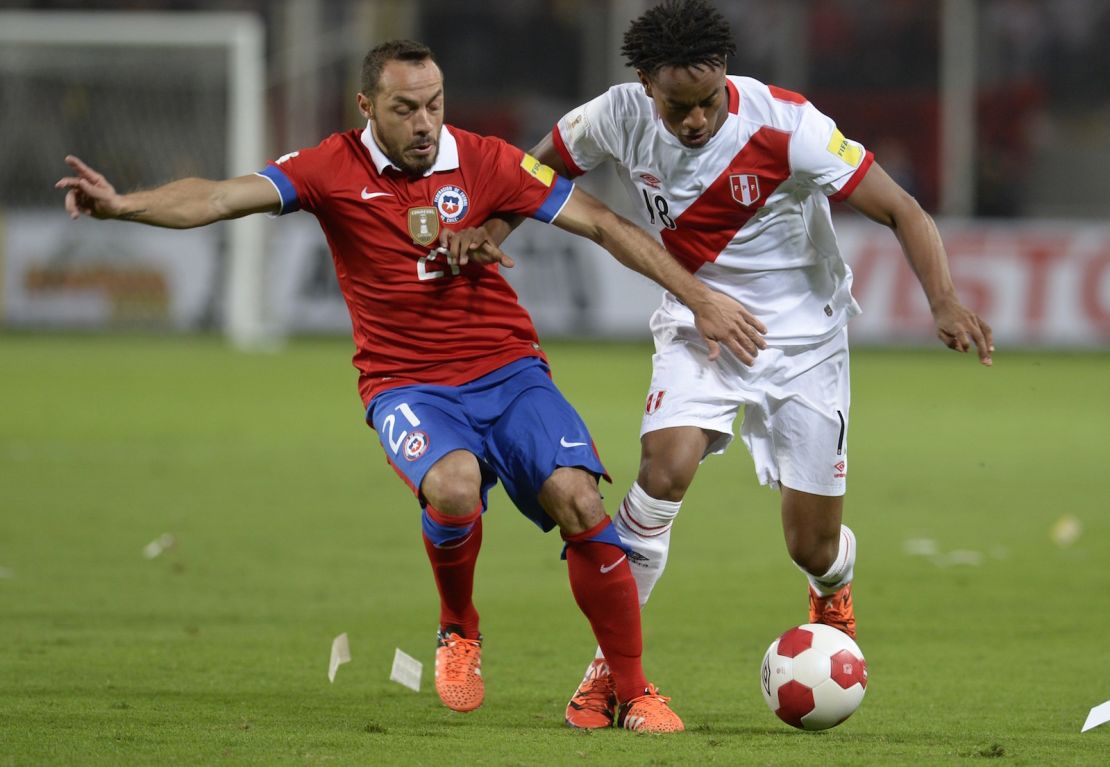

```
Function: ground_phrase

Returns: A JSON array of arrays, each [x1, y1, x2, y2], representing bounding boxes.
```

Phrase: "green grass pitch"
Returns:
[[1, 334, 1108, 765]]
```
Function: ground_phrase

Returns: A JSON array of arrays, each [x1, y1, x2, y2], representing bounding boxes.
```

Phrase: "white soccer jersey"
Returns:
[[553, 76, 873, 345]]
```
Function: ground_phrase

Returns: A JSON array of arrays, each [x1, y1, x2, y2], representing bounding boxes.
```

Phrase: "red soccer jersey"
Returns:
[[258, 124, 574, 406]]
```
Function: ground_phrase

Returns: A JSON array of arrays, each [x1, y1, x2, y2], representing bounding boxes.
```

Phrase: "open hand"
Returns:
[[693, 291, 768, 364]]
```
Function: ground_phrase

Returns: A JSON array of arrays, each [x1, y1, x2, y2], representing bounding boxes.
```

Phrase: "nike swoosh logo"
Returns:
[[599, 555, 627, 574], [560, 437, 588, 448], [361, 188, 392, 200]]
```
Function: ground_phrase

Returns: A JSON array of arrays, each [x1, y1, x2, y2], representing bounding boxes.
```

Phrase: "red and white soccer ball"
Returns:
[[760, 623, 868, 730]]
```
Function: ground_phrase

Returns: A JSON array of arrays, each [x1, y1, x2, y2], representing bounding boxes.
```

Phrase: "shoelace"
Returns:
[[573, 675, 616, 712], [439, 635, 481, 680], [627, 685, 671, 708]]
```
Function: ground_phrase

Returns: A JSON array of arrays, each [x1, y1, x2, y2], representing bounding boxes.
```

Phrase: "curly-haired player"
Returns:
[[475, 0, 993, 729]]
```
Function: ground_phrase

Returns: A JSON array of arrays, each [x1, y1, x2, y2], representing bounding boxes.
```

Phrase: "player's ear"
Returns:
[[636, 69, 654, 98], [357, 92, 374, 121]]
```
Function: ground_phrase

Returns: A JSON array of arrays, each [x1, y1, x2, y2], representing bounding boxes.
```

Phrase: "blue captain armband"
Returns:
[[256, 165, 301, 215], [532, 175, 574, 224]]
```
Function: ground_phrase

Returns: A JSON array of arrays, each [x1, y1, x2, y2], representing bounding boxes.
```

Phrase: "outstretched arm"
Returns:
[[846, 162, 994, 366], [551, 185, 767, 363], [56, 155, 280, 229]]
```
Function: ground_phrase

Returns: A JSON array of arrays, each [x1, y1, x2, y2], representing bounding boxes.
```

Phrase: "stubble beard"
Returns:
[[391, 138, 438, 177]]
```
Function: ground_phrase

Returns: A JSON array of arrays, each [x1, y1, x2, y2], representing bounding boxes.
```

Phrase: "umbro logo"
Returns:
[[361, 188, 392, 201]]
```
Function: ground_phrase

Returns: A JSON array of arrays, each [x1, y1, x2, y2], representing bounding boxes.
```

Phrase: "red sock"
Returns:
[[563, 518, 648, 703], [422, 504, 482, 639]]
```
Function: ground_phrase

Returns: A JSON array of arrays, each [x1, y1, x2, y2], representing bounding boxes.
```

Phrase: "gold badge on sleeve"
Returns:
[[408, 206, 440, 246]]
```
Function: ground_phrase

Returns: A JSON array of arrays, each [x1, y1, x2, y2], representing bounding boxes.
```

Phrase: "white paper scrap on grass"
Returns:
[[1082, 700, 1110, 732], [390, 648, 422, 692], [935, 549, 984, 567], [142, 533, 176, 559], [1051, 514, 1082, 547], [903, 538, 938, 557], [328, 633, 351, 683]]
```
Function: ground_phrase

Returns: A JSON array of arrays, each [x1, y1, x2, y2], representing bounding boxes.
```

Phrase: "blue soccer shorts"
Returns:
[[366, 356, 609, 531]]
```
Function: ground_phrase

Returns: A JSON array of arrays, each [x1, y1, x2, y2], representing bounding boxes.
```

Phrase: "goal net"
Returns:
[[0, 11, 270, 347]]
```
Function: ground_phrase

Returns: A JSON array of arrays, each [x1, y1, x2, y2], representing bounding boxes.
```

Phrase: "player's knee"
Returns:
[[636, 462, 693, 502], [539, 467, 606, 535], [556, 498, 606, 535], [421, 451, 482, 516], [425, 487, 481, 517], [637, 429, 706, 501]]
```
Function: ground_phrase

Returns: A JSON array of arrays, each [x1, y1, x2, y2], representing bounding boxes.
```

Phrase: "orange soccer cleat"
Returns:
[[434, 629, 484, 712], [565, 658, 618, 729], [616, 684, 685, 733], [809, 583, 857, 639]]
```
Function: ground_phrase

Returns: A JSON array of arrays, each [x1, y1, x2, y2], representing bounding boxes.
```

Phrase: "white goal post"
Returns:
[[0, 10, 271, 349]]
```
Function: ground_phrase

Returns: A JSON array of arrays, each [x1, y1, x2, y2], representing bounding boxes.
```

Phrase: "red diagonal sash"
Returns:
[[661, 126, 791, 272]]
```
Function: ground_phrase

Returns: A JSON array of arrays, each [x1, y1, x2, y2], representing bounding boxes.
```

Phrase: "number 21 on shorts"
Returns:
[[380, 402, 429, 462]]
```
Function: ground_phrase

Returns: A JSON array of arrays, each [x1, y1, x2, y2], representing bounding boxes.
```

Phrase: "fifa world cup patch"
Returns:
[[433, 185, 469, 224], [408, 207, 440, 246], [519, 153, 555, 187], [826, 129, 863, 167]]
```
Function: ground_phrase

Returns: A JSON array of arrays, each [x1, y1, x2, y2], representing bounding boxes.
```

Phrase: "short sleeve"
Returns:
[[255, 140, 334, 215], [788, 102, 874, 202], [552, 88, 623, 177], [480, 138, 575, 224]]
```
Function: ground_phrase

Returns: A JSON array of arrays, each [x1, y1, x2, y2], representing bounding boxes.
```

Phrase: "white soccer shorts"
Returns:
[[641, 317, 851, 497]]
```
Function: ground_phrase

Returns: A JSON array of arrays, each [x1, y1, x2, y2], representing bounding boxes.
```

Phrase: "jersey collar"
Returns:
[[361, 122, 459, 177], [726, 77, 740, 115]]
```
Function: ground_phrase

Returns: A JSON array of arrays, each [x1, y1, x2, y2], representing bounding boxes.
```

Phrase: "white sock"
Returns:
[[805, 525, 856, 596], [614, 482, 682, 606], [594, 482, 682, 661]]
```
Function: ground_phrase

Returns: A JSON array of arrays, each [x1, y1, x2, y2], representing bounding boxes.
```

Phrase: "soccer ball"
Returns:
[[760, 623, 868, 730]]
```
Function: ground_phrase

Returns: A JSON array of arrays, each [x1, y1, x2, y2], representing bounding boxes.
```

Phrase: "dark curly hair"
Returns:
[[621, 0, 735, 74], [360, 39, 437, 95]]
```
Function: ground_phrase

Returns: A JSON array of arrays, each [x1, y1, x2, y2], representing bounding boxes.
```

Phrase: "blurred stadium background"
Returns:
[[1, 0, 1108, 352]]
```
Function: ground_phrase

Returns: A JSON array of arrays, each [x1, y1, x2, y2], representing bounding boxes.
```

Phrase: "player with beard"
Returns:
[[56, 38, 768, 732]]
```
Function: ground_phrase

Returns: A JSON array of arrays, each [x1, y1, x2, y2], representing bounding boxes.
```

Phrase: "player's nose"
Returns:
[[684, 107, 708, 130], [413, 107, 434, 133]]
